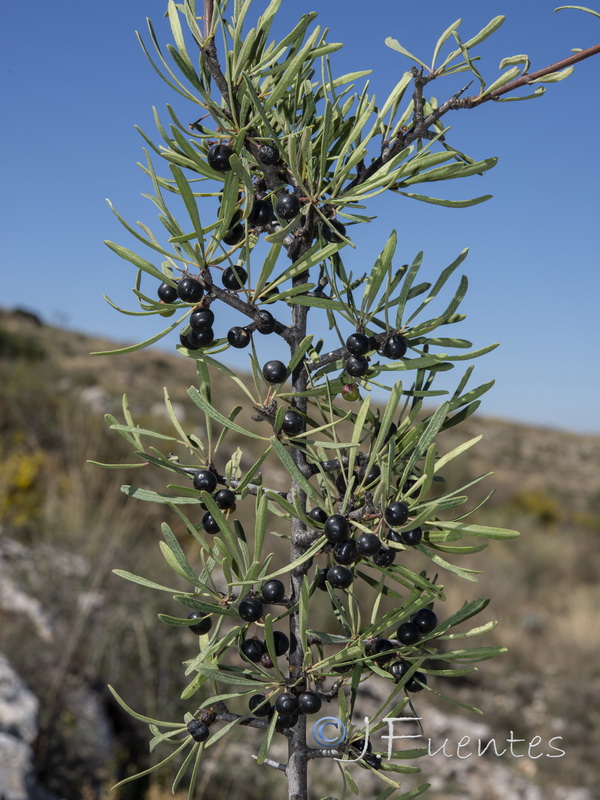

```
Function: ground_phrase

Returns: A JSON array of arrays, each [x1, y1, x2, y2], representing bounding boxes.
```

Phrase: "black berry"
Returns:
[[406, 672, 427, 693], [249, 694, 272, 717], [396, 621, 421, 646], [358, 463, 381, 486], [281, 409, 304, 436], [179, 332, 196, 350], [261, 652, 274, 669], [298, 691, 322, 715], [321, 218, 346, 243], [207, 143, 233, 172], [336, 471, 357, 495], [363, 753, 382, 770], [261, 579, 286, 603], [177, 277, 204, 303], [193, 469, 218, 493], [190, 308, 215, 331], [262, 360, 287, 384], [238, 597, 264, 622], [308, 506, 328, 525], [387, 529, 403, 545], [187, 719, 210, 742], [215, 488, 236, 510], [202, 512, 220, 534], [240, 637, 266, 663], [222, 224, 245, 246], [258, 143, 279, 165], [276, 712, 299, 729], [188, 328, 214, 348], [227, 326, 252, 348], [327, 564, 353, 589], [255, 310, 276, 334], [345, 355, 369, 377], [401, 527, 423, 546], [346, 332, 371, 356], [272, 630, 290, 656], [275, 693, 299, 715], [389, 660, 411, 683], [317, 568, 329, 591], [412, 608, 438, 635], [372, 638, 396, 663], [222, 266, 248, 290], [323, 514, 349, 543], [248, 199, 274, 226], [384, 501, 410, 527], [350, 738, 372, 754], [187, 612, 212, 635], [382, 333, 408, 360], [372, 547, 396, 568], [158, 282, 178, 303], [275, 192, 300, 220], [356, 533, 381, 556], [333, 539, 358, 565]]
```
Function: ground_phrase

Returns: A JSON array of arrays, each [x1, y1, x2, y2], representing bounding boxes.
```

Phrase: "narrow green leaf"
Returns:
[[113, 569, 184, 593], [394, 190, 493, 208], [385, 38, 430, 70], [107, 685, 184, 728], [432, 19, 462, 70], [270, 436, 321, 505], [256, 712, 278, 765], [188, 386, 267, 440], [435, 521, 520, 539]]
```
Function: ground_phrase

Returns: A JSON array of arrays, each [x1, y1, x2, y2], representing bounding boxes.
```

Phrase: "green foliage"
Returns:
[[96, 2, 593, 798]]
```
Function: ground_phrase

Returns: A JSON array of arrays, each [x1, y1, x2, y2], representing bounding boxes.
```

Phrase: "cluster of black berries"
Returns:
[[311, 496, 424, 585], [312, 510, 395, 590], [237, 580, 289, 668], [207, 141, 300, 231], [344, 330, 409, 379], [369, 607, 438, 691], [222, 267, 279, 349], [333, 461, 381, 497], [240, 632, 290, 669], [156, 278, 218, 351], [238, 579, 287, 622], [384, 500, 423, 547], [248, 690, 322, 727], [192, 469, 237, 535], [187, 709, 217, 744]]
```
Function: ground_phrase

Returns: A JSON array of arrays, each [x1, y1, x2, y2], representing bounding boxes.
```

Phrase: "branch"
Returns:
[[201, 278, 294, 345], [251, 754, 287, 772], [307, 747, 345, 760], [460, 41, 600, 107], [213, 702, 270, 731], [346, 42, 600, 193]]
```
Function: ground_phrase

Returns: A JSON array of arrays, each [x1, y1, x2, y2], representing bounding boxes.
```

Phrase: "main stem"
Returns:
[[286, 262, 312, 800]]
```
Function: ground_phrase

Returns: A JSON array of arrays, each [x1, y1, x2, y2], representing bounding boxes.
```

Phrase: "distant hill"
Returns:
[[2, 305, 598, 518]]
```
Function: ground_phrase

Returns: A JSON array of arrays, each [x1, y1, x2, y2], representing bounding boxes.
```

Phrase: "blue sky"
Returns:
[[2, 1, 599, 433]]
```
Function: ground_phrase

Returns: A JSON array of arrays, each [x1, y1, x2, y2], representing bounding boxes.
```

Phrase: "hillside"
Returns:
[[1, 306, 599, 800]]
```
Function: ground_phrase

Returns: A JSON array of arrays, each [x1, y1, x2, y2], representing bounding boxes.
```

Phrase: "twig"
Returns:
[[202, 279, 294, 345], [251, 754, 288, 772], [306, 747, 345, 760], [459, 41, 600, 107]]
